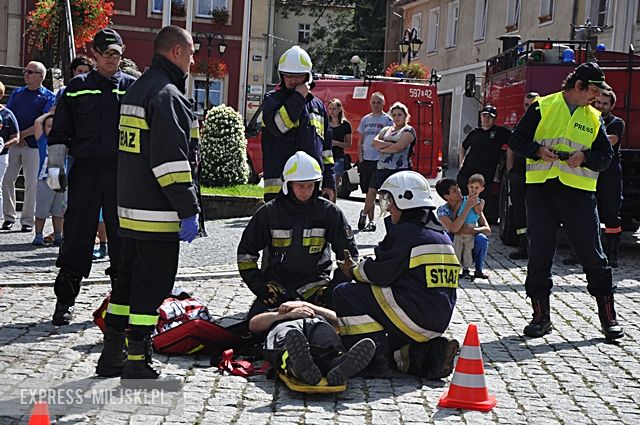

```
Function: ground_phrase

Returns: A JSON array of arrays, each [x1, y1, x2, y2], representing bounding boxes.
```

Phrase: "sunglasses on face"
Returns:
[[23, 69, 42, 75]]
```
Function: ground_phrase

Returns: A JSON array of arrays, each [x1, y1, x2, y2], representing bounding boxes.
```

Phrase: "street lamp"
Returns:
[[194, 32, 227, 113], [398, 28, 423, 64]]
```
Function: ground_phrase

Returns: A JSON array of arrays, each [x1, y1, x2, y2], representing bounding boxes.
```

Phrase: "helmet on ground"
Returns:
[[278, 46, 313, 84], [379, 171, 435, 210], [282, 151, 322, 195], [481, 105, 497, 118]]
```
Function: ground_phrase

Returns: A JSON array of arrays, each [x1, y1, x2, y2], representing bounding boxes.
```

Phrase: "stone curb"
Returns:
[[202, 194, 264, 219], [0, 270, 240, 288]]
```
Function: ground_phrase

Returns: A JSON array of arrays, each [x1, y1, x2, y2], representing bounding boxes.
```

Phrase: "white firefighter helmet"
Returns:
[[282, 151, 322, 195], [379, 171, 436, 211], [278, 46, 313, 84]]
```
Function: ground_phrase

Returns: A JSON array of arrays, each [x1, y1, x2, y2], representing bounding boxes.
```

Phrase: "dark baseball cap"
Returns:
[[93, 28, 124, 54], [575, 62, 611, 90], [481, 105, 497, 117]]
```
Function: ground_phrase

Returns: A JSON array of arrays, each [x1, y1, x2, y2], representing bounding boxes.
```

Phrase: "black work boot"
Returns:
[[52, 301, 75, 326], [121, 336, 183, 391], [596, 294, 624, 341], [509, 235, 528, 260], [283, 329, 322, 385], [326, 338, 375, 386], [424, 337, 460, 380], [523, 298, 553, 337], [96, 327, 127, 377], [52, 271, 82, 326], [605, 234, 620, 268]]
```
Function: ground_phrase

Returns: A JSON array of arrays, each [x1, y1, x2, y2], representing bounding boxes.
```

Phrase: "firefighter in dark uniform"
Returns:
[[237, 151, 357, 318], [47, 28, 136, 326], [261, 46, 335, 202], [509, 62, 624, 341], [95, 26, 200, 390], [594, 90, 625, 267], [333, 171, 460, 379], [507, 92, 539, 260], [457, 105, 511, 198]]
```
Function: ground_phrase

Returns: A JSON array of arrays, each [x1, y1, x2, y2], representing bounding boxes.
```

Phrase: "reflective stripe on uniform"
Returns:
[[308, 112, 325, 139], [264, 178, 283, 195], [129, 313, 159, 326], [119, 115, 149, 130], [275, 106, 299, 133], [296, 278, 329, 299], [271, 229, 292, 247], [190, 120, 200, 139], [237, 253, 259, 270], [66, 89, 101, 97], [371, 286, 442, 342], [516, 227, 527, 235], [337, 314, 385, 335], [112, 89, 127, 95], [121, 104, 146, 118], [353, 260, 371, 283], [409, 244, 459, 268], [152, 160, 193, 188], [302, 228, 326, 247], [118, 206, 180, 233], [107, 303, 130, 316], [451, 371, 488, 388], [321, 149, 334, 165]]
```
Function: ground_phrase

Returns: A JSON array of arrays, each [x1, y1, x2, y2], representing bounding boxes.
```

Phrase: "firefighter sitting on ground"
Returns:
[[249, 300, 375, 388], [237, 151, 358, 318], [333, 171, 460, 379]]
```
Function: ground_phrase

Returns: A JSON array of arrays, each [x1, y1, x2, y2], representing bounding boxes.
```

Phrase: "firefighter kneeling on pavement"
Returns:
[[237, 151, 358, 318], [96, 26, 200, 390], [333, 171, 460, 379], [509, 61, 624, 341]]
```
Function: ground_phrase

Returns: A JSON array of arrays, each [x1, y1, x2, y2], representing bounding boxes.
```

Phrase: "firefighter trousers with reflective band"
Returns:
[[263, 317, 344, 376], [332, 282, 423, 366], [508, 171, 527, 234], [56, 158, 121, 280], [596, 157, 623, 233], [104, 237, 179, 334], [525, 179, 613, 299]]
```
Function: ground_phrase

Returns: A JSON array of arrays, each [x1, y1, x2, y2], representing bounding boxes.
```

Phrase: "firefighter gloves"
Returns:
[[257, 282, 289, 306], [179, 215, 199, 243]]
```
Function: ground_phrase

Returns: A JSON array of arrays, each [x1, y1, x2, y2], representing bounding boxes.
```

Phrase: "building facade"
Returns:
[[390, 0, 640, 170]]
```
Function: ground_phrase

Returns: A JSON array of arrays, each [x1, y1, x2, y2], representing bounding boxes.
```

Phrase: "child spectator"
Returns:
[[249, 300, 375, 387], [454, 174, 486, 279], [32, 112, 66, 246]]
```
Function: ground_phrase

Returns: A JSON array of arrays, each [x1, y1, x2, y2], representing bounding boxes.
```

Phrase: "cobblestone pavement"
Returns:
[[1, 198, 639, 424]]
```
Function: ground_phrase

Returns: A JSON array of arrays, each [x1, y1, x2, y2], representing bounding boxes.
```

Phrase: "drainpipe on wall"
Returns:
[[238, 0, 252, 117], [162, 0, 172, 26]]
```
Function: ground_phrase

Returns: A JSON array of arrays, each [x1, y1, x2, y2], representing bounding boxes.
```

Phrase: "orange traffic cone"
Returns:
[[27, 401, 50, 425], [438, 323, 496, 412]]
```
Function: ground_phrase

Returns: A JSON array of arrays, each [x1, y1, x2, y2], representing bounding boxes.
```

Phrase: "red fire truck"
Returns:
[[468, 37, 640, 245], [245, 75, 443, 198]]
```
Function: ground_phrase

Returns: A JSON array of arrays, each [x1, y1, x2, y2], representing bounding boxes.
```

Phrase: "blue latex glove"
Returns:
[[179, 215, 199, 243]]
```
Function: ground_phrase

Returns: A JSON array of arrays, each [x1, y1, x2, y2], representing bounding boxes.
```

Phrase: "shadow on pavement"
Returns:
[[481, 334, 605, 364], [0, 320, 95, 346]]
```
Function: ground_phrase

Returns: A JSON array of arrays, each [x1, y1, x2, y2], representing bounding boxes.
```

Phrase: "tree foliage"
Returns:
[[277, 0, 387, 75]]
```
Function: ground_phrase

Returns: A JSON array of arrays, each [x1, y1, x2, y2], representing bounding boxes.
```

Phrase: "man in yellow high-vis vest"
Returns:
[[509, 62, 624, 342]]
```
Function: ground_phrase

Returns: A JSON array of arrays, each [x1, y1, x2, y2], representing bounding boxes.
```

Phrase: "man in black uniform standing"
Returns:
[[594, 90, 625, 267], [457, 105, 511, 198], [507, 92, 538, 260], [47, 28, 136, 326], [95, 26, 199, 390], [509, 62, 624, 341]]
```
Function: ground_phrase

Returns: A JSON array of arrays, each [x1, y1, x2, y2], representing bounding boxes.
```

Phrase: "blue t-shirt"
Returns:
[[457, 196, 480, 226], [37, 134, 49, 179], [0, 106, 20, 154], [6, 86, 56, 148]]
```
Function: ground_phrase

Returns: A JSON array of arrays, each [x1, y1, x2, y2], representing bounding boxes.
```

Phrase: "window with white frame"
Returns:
[[152, 0, 184, 13], [506, 0, 520, 31], [473, 0, 488, 42], [586, 0, 609, 27], [298, 23, 311, 44], [426, 7, 440, 54], [196, 0, 229, 18], [539, 0, 554, 23], [411, 13, 422, 58], [193, 79, 223, 115], [445, 1, 459, 48]]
